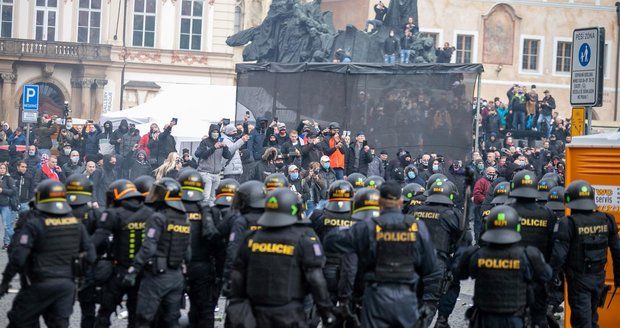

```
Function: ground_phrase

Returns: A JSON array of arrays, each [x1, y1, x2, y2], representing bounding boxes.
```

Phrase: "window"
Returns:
[[604, 43, 609, 78], [180, 0, 203, 50], [133, 0, 156, 47], [233, 0, 244, 34], [522, 38, 540, 71], [555, 41, 571, 73], [455, 34, 473, 63], [78, 0, 101, 43], [420, 32, 439, 48], [0, 0, 13, 38], [35, 0, 58, 41]]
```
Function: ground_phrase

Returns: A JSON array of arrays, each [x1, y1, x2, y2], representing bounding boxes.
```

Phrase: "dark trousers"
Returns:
[[96, 267, 140, 327], [136, 268, 185, 328], [512, 111, 526, 131], [78, 284, 97, 328], [8, 278, 75, 328], [531, 282, 549, 328], [362, 283, 419, 328], [438, 276, 461, 318], [187, 261, 218, 328], [475, 312, 524, 328], [253, 301, 308, 328], [472, 204, 482, 243], [566, 271, 605, 328]]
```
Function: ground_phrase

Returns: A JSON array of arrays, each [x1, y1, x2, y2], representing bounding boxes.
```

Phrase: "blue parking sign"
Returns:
[[22, 85, 39, 112]]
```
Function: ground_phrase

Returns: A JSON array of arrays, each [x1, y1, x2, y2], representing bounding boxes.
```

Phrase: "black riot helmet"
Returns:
[[537, 178, 558, 201], [347, 173, 367, 190], [215, 179, 240, 206], [481, 205, 521, 245], [35, 180, 72, 215], [565, 180, 597, 211], [177, 168, 205, 202], [546, 186, 565, 211], [233, 180, 267, 212], [364, 175, 385, 189], [258, 188, 302, 228], [426, 173, 448, 190], [107, 179, 143, 206], [510, 170, 539, 199], [134, 175, 155, 196], [325, 180, 354, 213], [490, 182, 510, 205], [145, 177, 186, 212], [65, 173, 93, 206], [351, 187, 380, 220], [426, 180, 455, 205], [542, 172, 562, 186], [402, 183, 425, 202], [265, 173, 289, 191]]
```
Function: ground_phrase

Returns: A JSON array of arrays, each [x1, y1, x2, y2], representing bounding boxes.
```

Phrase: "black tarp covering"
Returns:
[[236, 63, 484, 161]]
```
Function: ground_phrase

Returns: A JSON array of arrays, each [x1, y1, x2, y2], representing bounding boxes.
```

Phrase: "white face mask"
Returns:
[[71, 156, 80, 164], [64, 149, 71, 155]]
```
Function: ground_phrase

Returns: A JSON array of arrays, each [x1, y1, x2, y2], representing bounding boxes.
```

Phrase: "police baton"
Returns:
[[607, 286, 618, 309]]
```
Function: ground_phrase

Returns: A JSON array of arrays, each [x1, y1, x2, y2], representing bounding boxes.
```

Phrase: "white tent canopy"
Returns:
[[100, 84, 236, 143]]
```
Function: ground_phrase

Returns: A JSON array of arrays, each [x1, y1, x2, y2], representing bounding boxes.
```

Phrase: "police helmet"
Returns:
[[490, 182, 510, 205], [134, 175, 155, 196], [233, 180, 267, 210], [565, 180, 597, 211], [402, 183, 425, 202], [325, 180, 354, 213], [264, 173, 289, 191], [258, 188, 302, 228], [481, 205, 521, 244], [364, 175, 385, 189], [510, 170, 539, 199], [426, 180, 455, 205], [107, 179, 143, 204], [537, 178, 558, 202], [65, 174, 93, 206], [351, 188, 380, 220], [347, 173, 367, 190], [546, 186, 565, 211], [177, 169, 205, 202], [425, 173, 448, 190], [35, 180, 72, 215], [145, 178, 186, 212], [542, 172, 562, 186], [215, 179, 239, 206]]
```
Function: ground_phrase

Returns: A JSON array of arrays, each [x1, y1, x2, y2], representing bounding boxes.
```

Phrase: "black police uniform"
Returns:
[[7, 180, 96, 327], [324, 183, 441, 327], [507, 171, 557, 327], [92, 180, 151, 328], [1, 206, 37, 298], [455, 206, 552, 328], [479, 182, 510, 238], [130, 178, 191, 327], [402, 183, 426, 215], [228, 188, 335, 328], [545, 186, 566, 312], [550, 181, 620, 328]]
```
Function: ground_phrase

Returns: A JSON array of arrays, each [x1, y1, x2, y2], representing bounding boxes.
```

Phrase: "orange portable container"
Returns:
[[565, 132, 620, 327]]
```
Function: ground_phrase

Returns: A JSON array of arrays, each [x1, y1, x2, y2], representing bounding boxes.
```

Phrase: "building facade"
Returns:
[[322, 0, 619, 122], [0, 0, 244, 127]]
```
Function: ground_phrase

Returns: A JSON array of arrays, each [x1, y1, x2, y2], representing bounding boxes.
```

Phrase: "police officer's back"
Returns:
[[228, 188, 336, 327], [6, 180, 95, 327], [324, 181, 440, 327], [402, 183, 426, 214], [545, 186, 565, 219], [550, 180, 620, 328], [455, 206, 551, 327]]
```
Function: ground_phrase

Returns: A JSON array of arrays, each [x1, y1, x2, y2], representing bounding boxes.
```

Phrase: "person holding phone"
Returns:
[[195, 124, 232, 205], [148, 119, 177, 168], [346, 131, 372, 176]]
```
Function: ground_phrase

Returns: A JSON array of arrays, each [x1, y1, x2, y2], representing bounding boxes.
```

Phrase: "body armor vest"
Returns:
[[246, 226, 306, 305], [112, 207, 149, 267], [511, 202, 555, 259], [414, 205, 453, 254], [155, 208, 191, 269], [185, 201, 209, 262], [243, 212, 263, 232], [32, 215, 81, 280], [71, 205, 99, 235], [373, 215, 418, 283], [567, 212, 610, 273], [473, 245, 527, 313], [317, 210, 355, 266]]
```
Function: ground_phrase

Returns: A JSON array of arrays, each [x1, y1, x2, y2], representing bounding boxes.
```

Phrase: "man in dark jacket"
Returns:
[[125, 148, 153, 181], [383, 30, 400, 64], [537, 90, 556, 138], [510, 87, 527, 131], [110, 119, 130, 156], [301, 132, 323, 168], [483, 108, 501, 137], [435, 42, 455, 63], [13, 161, 34, 213], [24, 145, 40, 175], [247, 116, 269, 162], [148, 121, 177, 168], [92, 154, 118, 207], [400, 29, 414, 63], [346, 132, 372, 176], [82, 121, 103, 158]]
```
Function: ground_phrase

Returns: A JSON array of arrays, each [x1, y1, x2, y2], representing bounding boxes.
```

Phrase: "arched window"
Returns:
[[234, 0, 244, 34]]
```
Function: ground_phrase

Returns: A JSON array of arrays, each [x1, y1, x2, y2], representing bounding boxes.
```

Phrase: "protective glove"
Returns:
[[122, 266, 138, 287], [0, 280, 10, 299]]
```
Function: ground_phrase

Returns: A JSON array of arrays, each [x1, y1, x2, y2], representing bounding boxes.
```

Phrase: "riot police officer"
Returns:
[[324, 181, 441, 327], [92, 179, 151, 327], [7, 180, 96, 327], [536, 178, 558, 206], [550, 180, 620, 328], [363, 175, 384, 189], [545, 186, 565, 219], [507, 170, 557, 328], [66, 173, 103, 328], [402, 183, 426, 214], [413, 180, 466, 327], [265, 172, 289, 191], [545, 185, 566, 317], [134, 175, 155, 197], [347, 173, 366, 191], [455, 206, 552, 327], [351, 187, 380, 221], [125, 177, 191, 327], [480, 182, 510, 224], [228, 188, 336, 327]]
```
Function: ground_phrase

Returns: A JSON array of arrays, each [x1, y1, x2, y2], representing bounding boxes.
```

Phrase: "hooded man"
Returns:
[[126, 148, 152, 181], [247, 116, 269, 161], [195, 124, 232, 205]]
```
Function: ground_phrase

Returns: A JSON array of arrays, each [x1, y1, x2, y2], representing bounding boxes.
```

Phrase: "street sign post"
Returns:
[[571, 107, 585, 136], [22, 84, 40, 146], [570, 27, 605, 134]]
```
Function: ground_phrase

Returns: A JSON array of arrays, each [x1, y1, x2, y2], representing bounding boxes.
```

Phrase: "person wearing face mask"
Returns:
[[430, 159, 443, 174], [57, 143, 73, 168], [510, 87, 527, 131], [318, 156, 337, 204], [181, 148, 198, 169], [417, 154, 432, 182], [221, 124, 249, 181], [247, 116, 270, 162], [383, 29, 400, 64], [195, 124, 232, 205], [404, 164, 424, 185], [472, 167, 496, 241], [91, 154, 118, 207], [287, 164, 305, 200], [62, 150, 85, 178]]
